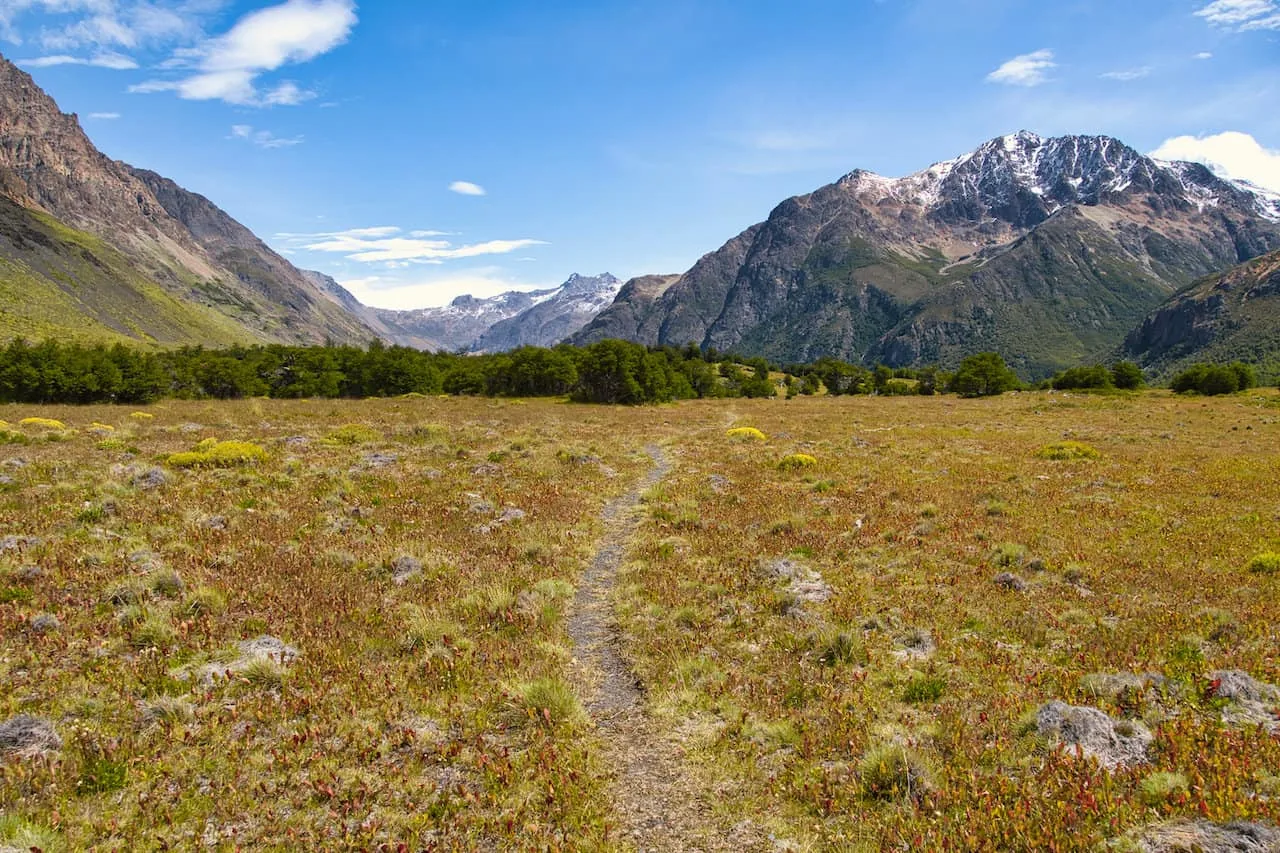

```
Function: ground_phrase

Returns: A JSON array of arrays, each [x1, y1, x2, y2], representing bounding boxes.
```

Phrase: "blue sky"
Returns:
[[5, 0, 1280, 308]]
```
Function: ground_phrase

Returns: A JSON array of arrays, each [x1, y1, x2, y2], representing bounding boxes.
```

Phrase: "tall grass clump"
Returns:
[[1246, 553, 1280, 576], [511, 678, 584, 728], [858, 743, 933, 801]]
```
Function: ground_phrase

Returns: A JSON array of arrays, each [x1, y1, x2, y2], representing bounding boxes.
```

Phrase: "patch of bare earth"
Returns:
[[568, 445, 754, 852]]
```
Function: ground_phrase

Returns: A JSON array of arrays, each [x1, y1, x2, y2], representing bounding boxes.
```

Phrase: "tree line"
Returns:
[[0, 338, 1268, 405]]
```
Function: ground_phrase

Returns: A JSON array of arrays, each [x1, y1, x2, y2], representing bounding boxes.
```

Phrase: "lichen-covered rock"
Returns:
[[131, 467, 168, 491], [390, 555, 423, 585], [1210, 670, 1280, 733], [993, 572, 1027, 591], [1036, 701, 1152, 768], [1135, 819, 1280, 852], [0, 535, 40, 553], [29, 613, 60, 633], [765, 558, 832, 607], [0, 714, 61, 755]]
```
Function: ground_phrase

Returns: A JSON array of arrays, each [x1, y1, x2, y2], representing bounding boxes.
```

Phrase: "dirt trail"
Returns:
[[568, 446, 750, 852]]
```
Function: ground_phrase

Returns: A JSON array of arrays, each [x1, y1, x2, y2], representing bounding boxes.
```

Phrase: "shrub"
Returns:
[[1137, 771, 1190, 806], [1111, 361, 1145, 390], [1036, 440, 1101, 461], [511, 678, 584, 728], [726, 427, 767, 442], [1052, 365, 1113, 391], [129, 412, 155, 420], [168, 440, 268, 469], [778, 453, 817, 470], [1171, 362, 1257, 396], [325, 424, 381, 445], [990, 542, 1027, 568], [1246, 553, 1280, 576], [858, 743, 933, 801], [902, 674, 946, 704], [20, 417, 66, 430], [0, 429, 29, 445]]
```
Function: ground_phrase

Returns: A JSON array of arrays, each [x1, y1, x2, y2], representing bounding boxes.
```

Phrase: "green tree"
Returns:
[[948, 352, 1020, 398]]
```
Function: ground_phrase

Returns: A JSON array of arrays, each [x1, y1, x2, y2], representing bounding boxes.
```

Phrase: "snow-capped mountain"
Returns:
[[308, 272, 620, 352], [576, 131, 1280, 377], [472, 273, 622, 351]]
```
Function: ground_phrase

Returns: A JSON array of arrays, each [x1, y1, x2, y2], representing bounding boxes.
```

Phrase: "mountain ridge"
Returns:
[[574, 131, 1280, 377]]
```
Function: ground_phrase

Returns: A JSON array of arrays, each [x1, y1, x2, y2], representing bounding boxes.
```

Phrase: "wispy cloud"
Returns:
[[1152, 131, 1280, 193], [230, 124, 303, 149], [1194, 0, 1280, 30], [20, 51, 138, 69], [339, 270, 556, 310], [986, 49, 1056, 87], [1100, 66, 1151, 82], [1195, 51, 1214, 59], [131, 0, 356, 106], [88, 111, 121, 119], [1, 0, 213, 52], [448, 181, 486, 196], [275, 226, 546, 264]]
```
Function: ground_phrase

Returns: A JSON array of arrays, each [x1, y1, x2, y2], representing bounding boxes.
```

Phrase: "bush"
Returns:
[[19, 417, 66, 430], [1137, 771, 1190, 806], [1111, 361, 1145, 390], [902, 674, 946, 704], [726, 427, 767, 442], [1051, 365, 1113, 391], [1246, 553, 1280, 576], [511, 678, 584, 728], [778, 453, 817, 470], [168, 440, 267, 468], [1171, 362, 1257, 396], [858, 743, 933, 801], [1036, 440, 1101, 461], [325, 424, 381, 445]]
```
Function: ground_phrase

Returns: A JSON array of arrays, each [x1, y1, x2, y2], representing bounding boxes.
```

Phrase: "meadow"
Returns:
[[1, 391, 1278, 851]]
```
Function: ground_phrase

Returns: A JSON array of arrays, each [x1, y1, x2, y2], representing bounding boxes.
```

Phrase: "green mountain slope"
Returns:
[[1124, 248, 1280, 381]]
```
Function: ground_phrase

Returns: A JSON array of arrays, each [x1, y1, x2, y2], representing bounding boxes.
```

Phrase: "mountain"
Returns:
[[574, 132, 1280, 378], [472, 273, 621, 351], [0, 52, 376, 346], [1123, 248, 1280, 379], [308, 271, 621, 352]]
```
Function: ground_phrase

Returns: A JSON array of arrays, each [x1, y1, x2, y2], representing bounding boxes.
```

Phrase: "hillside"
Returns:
[[575, 133, 1280, 377], [0, 53, 375, 346], [1124, 248, 1280, 380]]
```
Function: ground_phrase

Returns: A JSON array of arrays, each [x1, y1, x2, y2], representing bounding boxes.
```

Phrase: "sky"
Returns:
[[3, 0, 1280, 309]]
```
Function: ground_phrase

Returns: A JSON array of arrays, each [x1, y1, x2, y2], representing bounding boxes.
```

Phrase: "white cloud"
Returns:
[[20, 51, 138, 69], [1, 1, 216, 51], [1100, 66, 1151, 82], [1194, 0, 1280, 30], [1195, 51, 1214, 59], [339, 271, 556, 310], [986, 49, 1056, 87], [448, 181, 486, 197], [131, 0, 356, 106], [88, 111, 121, 119], [1151, 131, 1280, 193], [275, 226, 546, 265], [229, 123, 303, 149]]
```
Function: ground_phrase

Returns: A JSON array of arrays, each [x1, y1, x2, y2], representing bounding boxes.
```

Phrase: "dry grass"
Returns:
[[1, 391, 1278, 849]]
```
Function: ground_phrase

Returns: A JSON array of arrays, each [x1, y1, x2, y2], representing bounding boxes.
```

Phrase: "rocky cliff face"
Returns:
[[0, 52, 377, 346], [1124, 248, 1280, 377], [579, 132, 1280, 377], [472, 273, 621, 351]]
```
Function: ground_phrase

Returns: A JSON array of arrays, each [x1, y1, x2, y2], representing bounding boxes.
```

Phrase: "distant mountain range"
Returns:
[[574, 132, 1280, 378], [1, 48, 1278, 377], [308, 271, 621, 352]]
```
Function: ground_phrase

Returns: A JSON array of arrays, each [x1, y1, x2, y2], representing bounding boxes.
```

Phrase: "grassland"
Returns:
[[1, 391, 1279, 850]]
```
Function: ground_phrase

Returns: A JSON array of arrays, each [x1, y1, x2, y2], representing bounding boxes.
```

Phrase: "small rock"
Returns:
[[284, 436, 310, 448], [993, 572, 1027, 591], [893, 628, 936, 661], [495, 507, 526, 524], [0, 535, 41, 553], [203, 515, 228, 531], [1135, 819, 1280, 853], [132, 467, 168, 490], [15, 564, 42, 582], [2, 457, 28, 470], [1035, 701, 1152, 768], [708, 474, 731, 494], [0, 474, 14, 487], [239, 636, 299, 664], [390, 555, 423, 585], [465, 494, 494, 514], [765, 558, 832, 607], [179, 423, 204, 433], [358, 452, 398, 470], [1080, 671, 1166, 701], [0, 714, 61, 755], [29, 613, 60, 633], [470, 462, 502, 477], [1210, 670, 1280, 732]]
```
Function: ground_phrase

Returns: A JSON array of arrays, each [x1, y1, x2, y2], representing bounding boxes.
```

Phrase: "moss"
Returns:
[[168, 440, 268, 468]]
